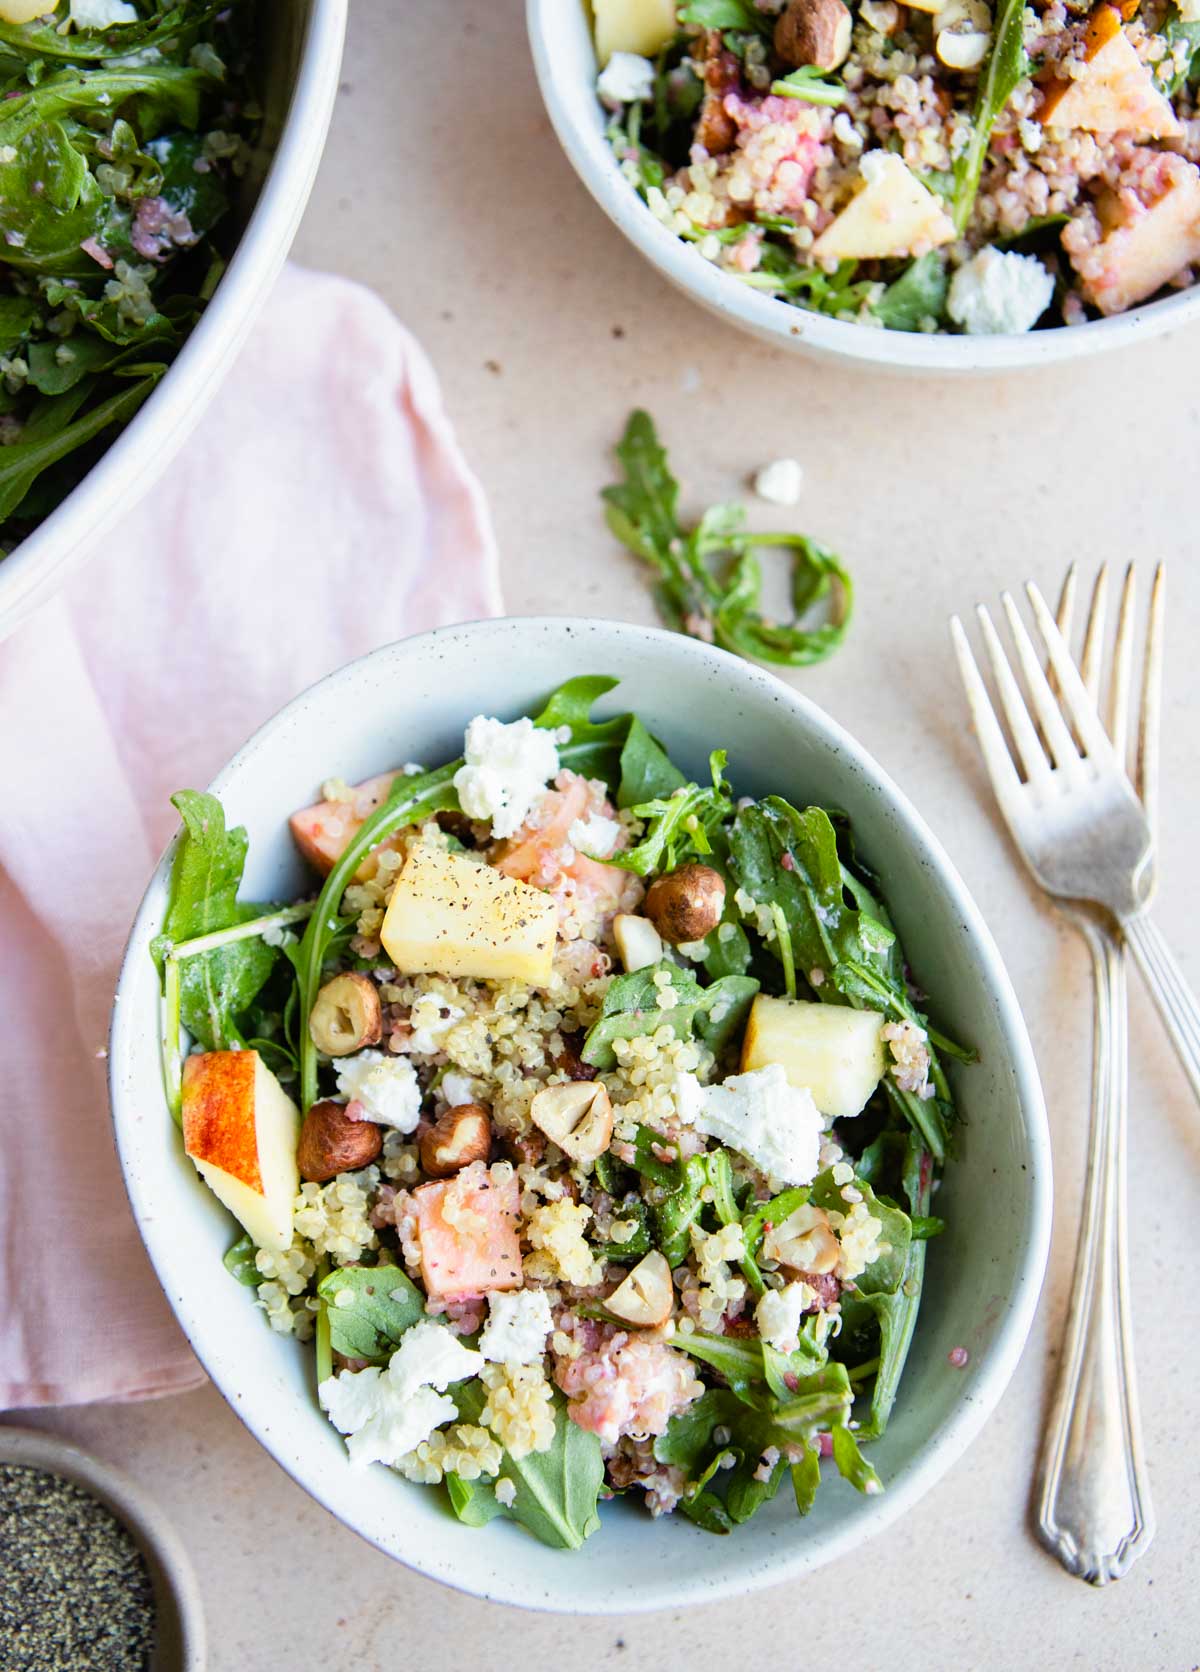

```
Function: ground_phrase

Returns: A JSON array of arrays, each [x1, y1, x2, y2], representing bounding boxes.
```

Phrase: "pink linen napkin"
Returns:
[[0, 264, 502, 1408]]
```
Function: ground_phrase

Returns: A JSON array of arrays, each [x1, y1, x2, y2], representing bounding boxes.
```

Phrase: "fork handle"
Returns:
[[1035, 918, 1155, 1585], [1122, 914, 1200, 1109]]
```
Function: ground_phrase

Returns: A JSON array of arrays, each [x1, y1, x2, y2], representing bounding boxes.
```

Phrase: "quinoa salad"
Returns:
[[592, 0, 1200, 332], [0, 0, 261, 546], [154, 677, 968, 1549]]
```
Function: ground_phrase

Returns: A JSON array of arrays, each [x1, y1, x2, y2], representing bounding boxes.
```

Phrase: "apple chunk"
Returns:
[[812, 153, 954, 263], [182, 1051, 300, 1252], [593, 0, 677, 65], [740, 994, 885, 1121], [380, 845, 558, 987], [1039, 6, 1181, 138], [1064, 150, 1200, 313]]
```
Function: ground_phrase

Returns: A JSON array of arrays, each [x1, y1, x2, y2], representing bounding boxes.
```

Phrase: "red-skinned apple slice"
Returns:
[[183, 1050, 300, 1252]]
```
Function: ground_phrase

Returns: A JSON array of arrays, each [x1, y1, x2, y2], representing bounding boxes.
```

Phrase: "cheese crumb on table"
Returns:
[[753, 457, 804, 506]]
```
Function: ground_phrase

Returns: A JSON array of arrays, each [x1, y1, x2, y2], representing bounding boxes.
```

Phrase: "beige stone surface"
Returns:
[[18, 2, 1200, 1666]]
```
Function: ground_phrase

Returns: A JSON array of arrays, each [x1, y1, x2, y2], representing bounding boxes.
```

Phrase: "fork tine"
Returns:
[[1137, 564, 1165, 837], [1055, 563, 1078, 643], [950, 616, 1022, 803], [1003, 591, 1083, 768], [1022, 584, 1118, 765], [977, 605, 1051, 781], [1079, 565, 1110, 707], [1110, 563, 1137, 763]]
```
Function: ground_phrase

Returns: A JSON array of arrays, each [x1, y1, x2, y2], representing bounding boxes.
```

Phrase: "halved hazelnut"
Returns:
[[419, 1105, 492, 1178], [774, 0, 853, 71], [297, 1099, 383, 1183], [309, 972, 383, 1057], [529, 1081, 614, 1163], [605, 1251, 674, 1328], [762, 1203, 840, 1275], [644, 864, 726, 945], [613, 913, 664, 973]]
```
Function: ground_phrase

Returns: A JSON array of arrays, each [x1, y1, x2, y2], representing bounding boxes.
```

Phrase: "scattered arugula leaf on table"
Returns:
[[602, 410, 852, 668]]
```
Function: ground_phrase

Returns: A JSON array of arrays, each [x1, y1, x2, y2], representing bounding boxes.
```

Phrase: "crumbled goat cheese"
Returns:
[[318, 1320, 483, 1467], [336, 1050, 421, 1131], [71, 0, 138, 25], [568, 813, 622, 859], [494, 1476, 517, 1507], [753, 457, 804, 506], [441, 1071, 480, 1108], [947, 247, 1053, 335], [674, 1064, 823, 1186], [596, 50, 655, 104], [755, 1282, 817, 1352], [478, 1288, 554, 1365], [452, 715, 560, 840]]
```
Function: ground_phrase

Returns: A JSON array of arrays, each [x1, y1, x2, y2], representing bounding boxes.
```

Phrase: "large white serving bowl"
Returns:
[[0, 0, 348, 642], [527, 0, 1200, 372], [109, 617, 1051, 1614]]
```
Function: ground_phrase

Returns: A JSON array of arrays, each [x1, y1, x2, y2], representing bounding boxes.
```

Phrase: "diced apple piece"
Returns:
[[1065, 150, 1200, 314], [289, 771, 401, 876], [594, 0, 677, 65], [1039, 6, 1181, 138], [613, 913, 663, 972], [412, 1165, 523, 1301], [182, 1051, 300, 1253], [812, 153, 954, 262], [740, 994, 885, 1121], [380, 845, 558, 987]]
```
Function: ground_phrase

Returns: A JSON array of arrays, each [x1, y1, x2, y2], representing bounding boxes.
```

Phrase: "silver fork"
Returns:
[[950, 580, 1156, 1585], [1055, 566, 1200, 1103]]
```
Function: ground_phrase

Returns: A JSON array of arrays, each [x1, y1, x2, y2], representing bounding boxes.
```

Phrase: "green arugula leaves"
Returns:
[[581, 961, 759, 1072], [316, 1265, 425, 1363], [952, 0, 1029, 234], [603, 411, 853, 669]]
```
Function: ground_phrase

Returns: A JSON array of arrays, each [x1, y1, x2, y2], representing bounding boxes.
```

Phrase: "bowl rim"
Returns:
[[0, 0, 350, 644], [0, 1423, 206, 1669], [108, 615, 1052, 1613], [525, 0, 1200, 372]]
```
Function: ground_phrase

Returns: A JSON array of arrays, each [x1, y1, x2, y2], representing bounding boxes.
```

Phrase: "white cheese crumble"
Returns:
[[568, 812, 621, 859], [452, 715, 560, 840], [318, 1320, 484, 1467], [674, 1064, 823, 1186], [755, 1282, 817, 1353], [478, 1288, 554, 1365], [71, 0, 138, 26], [495, 1476, 517, 1507], [753, 457, 804, 507], [596, 50, 655, 104], [947, 246, 1053, 335], [440, 1070, 480, 1108], [336, 1050, 421, 1131]]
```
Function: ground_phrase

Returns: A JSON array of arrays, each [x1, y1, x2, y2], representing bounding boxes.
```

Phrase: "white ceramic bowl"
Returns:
[[527, 0, 1200, 372], [109, 617, 1051, 1613], [0, 0, 348, 643]]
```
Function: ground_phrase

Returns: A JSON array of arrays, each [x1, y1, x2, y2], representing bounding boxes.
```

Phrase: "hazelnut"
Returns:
[[643, 863, 726, 945], [419, 1105, 492, 1178], [762, 1203, 840, 1275], [604, 1251, 674, 1328], [529, 1081, 614, 1163], [308, 972, 382, 1057], [297, 1099, 382, 1183], [774, 0, 853, 71], [613, 913, 664, 973]]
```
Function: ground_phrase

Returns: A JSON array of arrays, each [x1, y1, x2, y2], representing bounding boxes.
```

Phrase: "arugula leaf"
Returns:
[[871, 254, 949, 332], [449, 1382, 604, 1550], [603, 411, 852, 668], [1163, 9, 1200, 93], [0, 368, 162, 522], [951, 0, 1029, 234], [678, 0, 773, 33], [530, 673, 631, 786], [617, 714, 687, 809], [581, 961, 759, 1070], [223, 1233, 260, 1288], [609, 753, 732, 876], [771, 66, 846, 106], [831, 1422, 883, 1495], [316, 1265, 425, 1363], [151, 790, 280, 1052]]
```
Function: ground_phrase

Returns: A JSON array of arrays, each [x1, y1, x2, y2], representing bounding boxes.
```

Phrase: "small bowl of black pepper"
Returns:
[[0, 1426, 203, 1672]]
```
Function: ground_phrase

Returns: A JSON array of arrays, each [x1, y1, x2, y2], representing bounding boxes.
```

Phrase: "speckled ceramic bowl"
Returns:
[[0, 0, 348, 642], [108, 617, 1051, 1612], [526, 0, 1200, 371], [0, 1424, 204, 1670]]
